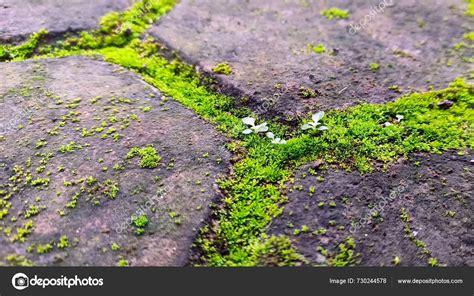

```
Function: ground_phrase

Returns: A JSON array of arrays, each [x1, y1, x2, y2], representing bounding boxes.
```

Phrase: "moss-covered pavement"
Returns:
[[0, 0, 472, 266]]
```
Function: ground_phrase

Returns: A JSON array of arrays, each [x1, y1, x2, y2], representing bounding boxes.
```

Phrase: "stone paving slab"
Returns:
[[0, 56, 230, 266], [269, 151, 473, 266], [0, 0, 134, 42], [150, 0, 472, 119]]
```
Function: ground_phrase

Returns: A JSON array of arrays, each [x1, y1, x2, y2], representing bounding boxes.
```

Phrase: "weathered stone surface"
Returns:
[[150, 0, 473, 119], [269, 151, 473, 266], [0, 0, 133, 42], [0, 56, 230, 266]]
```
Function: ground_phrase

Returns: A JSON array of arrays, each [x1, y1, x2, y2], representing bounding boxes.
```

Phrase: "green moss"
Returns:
[[131, 214, 148, 235], [102, 179, 119, 199], [35, 139, 48, 149], [39, 30, 474, 265], [132, 214, 148, 227], [0, 29, 48, 61], [117, 259, 129, 267], [127, 146, 161, 168], [299, 86, 317, 98], [428, 257, 439, 267], [466, 0, 474, 17], [45, 0, 175, 55], [329, 237, 357, 266], [87, 176, 98, 186], [463, 32, 474, 42], [24, 205, 39, 218], [11, 220, 34, 243], [321, 8, 349, 20], [57, 235, 69, 249], [58, 141, 80, 153], [5, 0, 472, 267], [249, 235, 306, 266], [369, 63, 380, 72], [6, 255, 34, 266], [311, 43, 326, 54], [31, 178, 50, 187], [36, 243, 53, 254], [212, 62, 233, 75]]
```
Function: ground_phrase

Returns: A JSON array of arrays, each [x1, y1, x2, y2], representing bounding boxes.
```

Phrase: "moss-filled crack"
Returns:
[[1, 0, 473, 266]]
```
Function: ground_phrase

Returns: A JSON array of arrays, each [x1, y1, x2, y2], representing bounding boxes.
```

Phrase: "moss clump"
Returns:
[[369, 63, 380, 72], [24, 205, 39, 218], [249, 235, 306, 266], [36, 243, 53, 254], [127, 146, 161, 168], [57, 235, 69, 249], [131, 214, 148, 235], [35, 139, 48, 149], [102, 179, 119, 199], [11, 221, 34, 243], [329, 237, 357, 266], [212, 62, 233, 75], [464, 32, 474, 41], [0, 1, 176, 62], [311, 43, 326, 54], [6, 255, 34, 266], [321, 8, 349, 20], [299, 86, 317, 98], [117, 259, 129, 267], [111, 242, 121, 251], [0, 29, 48, 61], [466, 0, 474, 17]]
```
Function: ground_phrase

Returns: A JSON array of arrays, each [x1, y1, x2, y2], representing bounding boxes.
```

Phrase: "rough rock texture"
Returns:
[[269, 151, 473, 266], [150, 0, 473, 120], [0, 56, 230, 266], [0, 0, 134, 42]]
